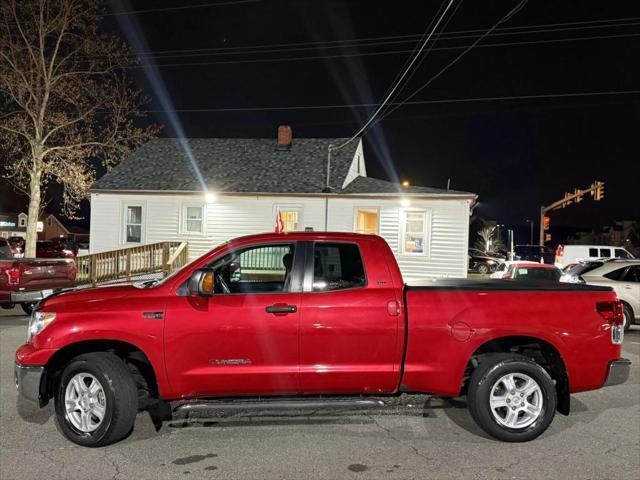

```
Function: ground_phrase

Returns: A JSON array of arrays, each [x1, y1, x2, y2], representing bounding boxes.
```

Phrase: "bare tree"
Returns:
[[0, 0, 158, 256], [475, 225, 505, 254]]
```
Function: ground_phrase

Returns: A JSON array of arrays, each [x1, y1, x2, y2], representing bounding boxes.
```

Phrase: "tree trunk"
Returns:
[[25, 169, 42, 258]]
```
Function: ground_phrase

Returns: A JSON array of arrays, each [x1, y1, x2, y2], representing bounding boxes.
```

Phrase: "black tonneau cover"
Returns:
[[406, 279, 613, 292]]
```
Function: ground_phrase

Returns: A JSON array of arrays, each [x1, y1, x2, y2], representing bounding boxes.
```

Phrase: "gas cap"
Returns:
[[449, 321, 475, 342]]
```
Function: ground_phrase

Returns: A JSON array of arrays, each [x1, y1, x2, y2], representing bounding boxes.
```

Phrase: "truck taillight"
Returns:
[[597, 301, 624, 344], [5, 267, 20, 285]]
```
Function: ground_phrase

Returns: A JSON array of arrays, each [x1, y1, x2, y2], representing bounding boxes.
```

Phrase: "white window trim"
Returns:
[[18, 214, 27, 227], [399, 208, 431, 257], [180, 203, 206, 236], [273, 204, 304, 232], [353, 207, 380, 235], [122, 202, 146, 245]]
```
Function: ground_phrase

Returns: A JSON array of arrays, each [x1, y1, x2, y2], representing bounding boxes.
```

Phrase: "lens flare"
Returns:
[[112, 1, 207, 192]]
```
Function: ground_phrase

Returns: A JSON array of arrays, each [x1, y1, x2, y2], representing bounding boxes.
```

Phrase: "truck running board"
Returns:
[[173, 397, 386, 415]]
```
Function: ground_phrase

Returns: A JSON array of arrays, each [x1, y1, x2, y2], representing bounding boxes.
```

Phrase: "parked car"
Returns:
[[36, 240, 75, 259], [15, 232, 629, 447], [468, 248, 504, 274], [0, 257, 77, 315], [562, 259, 640, 330], [490, 260, 540, 279], [514, 245, 555, 264], [498, 262, 563, 282], [50, 237, 79, 257], [555, 244, 635, 269]]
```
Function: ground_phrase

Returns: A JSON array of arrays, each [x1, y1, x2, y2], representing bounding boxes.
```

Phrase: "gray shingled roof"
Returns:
[[341, 176, 473, 195], [93, 137, 358, 193], [92, 137, 475, 197]]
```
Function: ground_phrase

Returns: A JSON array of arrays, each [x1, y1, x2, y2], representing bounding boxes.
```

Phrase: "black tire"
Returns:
[[478, 264, 489, 274], [54, 352, 138, 447], [21, 302, 36, 316], [622, 303, 633, 332], [467, 353, 557, 442]]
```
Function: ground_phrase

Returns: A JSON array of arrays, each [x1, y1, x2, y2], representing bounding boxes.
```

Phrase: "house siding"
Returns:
[[90, 193, 470, 280]]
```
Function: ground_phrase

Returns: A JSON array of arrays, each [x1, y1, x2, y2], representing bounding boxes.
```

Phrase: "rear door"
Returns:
[[298, 239, 402, 394], [621, 266, 640, 319]]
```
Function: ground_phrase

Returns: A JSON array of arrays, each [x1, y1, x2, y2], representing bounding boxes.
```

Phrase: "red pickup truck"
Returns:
[[1, 257, 77, 315], [15, 232, 630, 447]]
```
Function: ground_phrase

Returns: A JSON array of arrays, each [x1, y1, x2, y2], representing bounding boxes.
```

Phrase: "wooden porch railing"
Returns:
[[76, 241, 189, 286]]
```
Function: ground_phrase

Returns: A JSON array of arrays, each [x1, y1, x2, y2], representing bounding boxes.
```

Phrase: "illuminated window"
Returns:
[[276, 206, 302, 232], [183, 205, 204, 234], [354, 208, 379, 235], [400, 210, 428, 255]]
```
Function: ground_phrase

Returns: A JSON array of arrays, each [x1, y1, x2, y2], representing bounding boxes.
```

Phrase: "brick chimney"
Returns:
[[276, 125, 292, 150]]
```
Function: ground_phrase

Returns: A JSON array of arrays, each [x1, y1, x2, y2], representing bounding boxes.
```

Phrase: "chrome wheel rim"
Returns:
[[64, 373, 106, 433], [489, 373, 543, 429]]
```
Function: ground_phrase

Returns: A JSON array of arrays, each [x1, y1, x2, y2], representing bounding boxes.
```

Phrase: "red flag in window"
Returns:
[[275, 209, 284, 233]]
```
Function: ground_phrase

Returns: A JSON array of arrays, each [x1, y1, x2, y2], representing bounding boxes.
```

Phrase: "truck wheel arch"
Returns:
[[40, 339, 159, 408], [465, 335, 570, 416]]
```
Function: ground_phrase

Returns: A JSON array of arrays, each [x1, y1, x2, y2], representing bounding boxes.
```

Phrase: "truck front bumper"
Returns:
[[10, 289, 53, 303], [604, 358, 631, 387], [15, 363, 44, 403]]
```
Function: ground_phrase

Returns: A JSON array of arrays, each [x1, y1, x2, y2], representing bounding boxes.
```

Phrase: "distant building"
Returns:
[[89, 126, 478, 281], [0, 211, 74, 241]]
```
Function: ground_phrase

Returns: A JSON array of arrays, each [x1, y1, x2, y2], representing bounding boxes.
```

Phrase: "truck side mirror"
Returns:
[[187, 269, 215, 297]]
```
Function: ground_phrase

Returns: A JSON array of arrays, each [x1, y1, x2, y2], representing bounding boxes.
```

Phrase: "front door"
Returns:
[[164, 242, 303, 397], [299, 240, 402, 394]]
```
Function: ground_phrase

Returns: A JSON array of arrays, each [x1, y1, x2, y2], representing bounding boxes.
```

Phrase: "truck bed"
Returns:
[[406, 278, 612, 292]]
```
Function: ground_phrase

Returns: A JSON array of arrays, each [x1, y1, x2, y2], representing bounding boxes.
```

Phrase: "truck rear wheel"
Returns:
[[467, 354, 557, 442], [54, 352, 138, 447]]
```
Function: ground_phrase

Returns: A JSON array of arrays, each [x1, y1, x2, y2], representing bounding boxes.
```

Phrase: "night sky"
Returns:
[[2, 0, 639, 242]]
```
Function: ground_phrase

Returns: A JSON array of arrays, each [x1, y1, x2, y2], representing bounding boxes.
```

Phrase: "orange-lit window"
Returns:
[[280, 210, 300, 232], [355, 208, 379, 235]]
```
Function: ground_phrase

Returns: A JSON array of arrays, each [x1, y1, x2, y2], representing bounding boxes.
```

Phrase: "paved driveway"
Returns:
[[1, 306, 638, 479]]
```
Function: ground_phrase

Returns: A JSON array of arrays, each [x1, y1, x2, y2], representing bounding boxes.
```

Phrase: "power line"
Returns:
[[123, 32, 638, 69], [138, 91, 639, 114], [104, 0, 260, 16], [378, 0, 530, 123], [103, 18, 640, 60], [329, 0, 457, 155]]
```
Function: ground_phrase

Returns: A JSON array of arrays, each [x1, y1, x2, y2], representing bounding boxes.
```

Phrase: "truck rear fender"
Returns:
[[465, 335, 570, 415]]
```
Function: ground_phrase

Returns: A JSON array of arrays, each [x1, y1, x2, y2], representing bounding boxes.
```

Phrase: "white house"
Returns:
[[90, 126, 477, 281]]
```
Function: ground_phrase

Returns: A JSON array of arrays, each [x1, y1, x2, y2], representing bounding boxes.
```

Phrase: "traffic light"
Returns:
[[594, 181, 605, 201], [574, 188, 583, 203], [543, 215, 550, 231], [562, 192, 573, 208]]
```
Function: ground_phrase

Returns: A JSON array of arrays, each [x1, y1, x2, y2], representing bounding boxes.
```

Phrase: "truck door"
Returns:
[[298, 240, 402, 394], [164, 242, 303, 397]]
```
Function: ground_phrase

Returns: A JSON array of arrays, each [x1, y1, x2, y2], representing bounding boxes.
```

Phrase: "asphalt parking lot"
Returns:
[[1, 306, 639, 480]]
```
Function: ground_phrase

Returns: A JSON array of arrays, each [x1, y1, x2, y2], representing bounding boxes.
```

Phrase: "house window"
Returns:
[[400, 210, 428, 255], [354, 208, 379, 235], [125, 205, 143, 243], [18, 216, 26, 227], [276, 207, 302, 232], [183, 205, 204, 234]]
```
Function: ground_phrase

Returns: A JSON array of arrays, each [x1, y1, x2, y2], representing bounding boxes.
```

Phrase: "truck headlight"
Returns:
[[27, 311, 56, 342]]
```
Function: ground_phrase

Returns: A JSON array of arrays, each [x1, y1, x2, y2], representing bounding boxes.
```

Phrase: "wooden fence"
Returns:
[[76, 241, 189, 286]]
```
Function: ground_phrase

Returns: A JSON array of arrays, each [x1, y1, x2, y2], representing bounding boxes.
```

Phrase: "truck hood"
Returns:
[[41, 284, 137, 309]]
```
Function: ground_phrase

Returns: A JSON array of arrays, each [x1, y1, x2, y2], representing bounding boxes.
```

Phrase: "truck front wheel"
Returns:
[[467, 354, 557, 442], [54, 352, 138, 447]]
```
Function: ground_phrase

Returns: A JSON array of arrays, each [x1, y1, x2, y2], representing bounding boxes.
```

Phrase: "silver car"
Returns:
[[562, 260, 640, 330]]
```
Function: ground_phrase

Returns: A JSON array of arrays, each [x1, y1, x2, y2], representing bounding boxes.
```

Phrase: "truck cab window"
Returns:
[[210, 244, 296, 294], [312, 243, 366, 292]]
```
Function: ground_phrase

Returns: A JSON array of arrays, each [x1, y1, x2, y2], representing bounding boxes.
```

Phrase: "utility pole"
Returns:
[[538, 181, 605, 246], [526, 219, 534, 244]]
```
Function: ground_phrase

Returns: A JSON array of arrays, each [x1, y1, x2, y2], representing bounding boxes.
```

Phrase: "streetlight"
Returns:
[[497, 224, 515, 261], [525, 219, 534, 245]]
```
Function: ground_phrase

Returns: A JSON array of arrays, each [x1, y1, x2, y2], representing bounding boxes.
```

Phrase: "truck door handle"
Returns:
[[266, 304, 297, 315]]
